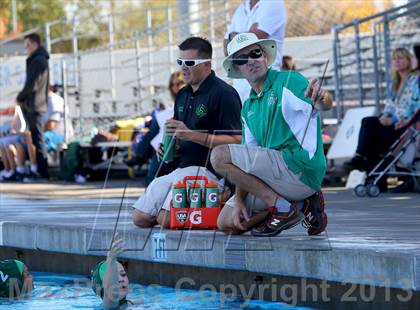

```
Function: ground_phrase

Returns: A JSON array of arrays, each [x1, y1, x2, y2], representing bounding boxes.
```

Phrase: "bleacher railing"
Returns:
[[332, 0, 420, 122]]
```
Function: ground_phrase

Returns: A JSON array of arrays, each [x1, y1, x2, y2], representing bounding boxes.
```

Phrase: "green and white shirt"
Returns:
[[241, 68, 326, 190]]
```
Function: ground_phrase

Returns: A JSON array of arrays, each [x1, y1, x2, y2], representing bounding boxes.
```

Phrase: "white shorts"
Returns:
[[132, 166, 218, 217], [225, 144, 315, 214]]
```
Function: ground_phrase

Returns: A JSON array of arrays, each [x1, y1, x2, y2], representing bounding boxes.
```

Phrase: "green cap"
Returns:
[[0, 259, 24, 298], [91, 261, 107, 297]]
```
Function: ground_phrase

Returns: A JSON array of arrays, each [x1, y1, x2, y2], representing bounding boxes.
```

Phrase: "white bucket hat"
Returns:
[[223, 32, 276, 79]]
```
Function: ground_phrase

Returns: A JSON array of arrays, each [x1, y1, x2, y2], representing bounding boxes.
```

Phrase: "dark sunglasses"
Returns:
[[232, 48, 263, 66], [176, 58, 211, 67]]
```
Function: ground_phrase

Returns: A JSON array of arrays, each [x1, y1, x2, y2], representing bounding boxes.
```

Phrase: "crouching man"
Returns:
[[132, 37, 242, 228], [211, 33, 333, 236]]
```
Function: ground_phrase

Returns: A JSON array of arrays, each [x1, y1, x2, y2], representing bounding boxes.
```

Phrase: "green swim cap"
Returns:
[[14, 260, 24, 275], [91, 261, 107, 297], [0, 259, 24, 298]]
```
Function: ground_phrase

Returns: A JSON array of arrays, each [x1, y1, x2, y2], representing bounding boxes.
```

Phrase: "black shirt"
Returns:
[[174, 70, 242, 171]]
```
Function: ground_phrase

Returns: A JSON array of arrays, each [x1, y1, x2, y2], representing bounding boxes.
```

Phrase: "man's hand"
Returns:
[[232, 198, 250, 231], [305, 79, 331, 110], [379, 115, 393, 126], [166, 119, 192, 141]]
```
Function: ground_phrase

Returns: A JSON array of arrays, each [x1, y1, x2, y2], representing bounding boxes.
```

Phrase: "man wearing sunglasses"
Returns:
[[211, 32, 332, 237], [132, 37, 242, 229]]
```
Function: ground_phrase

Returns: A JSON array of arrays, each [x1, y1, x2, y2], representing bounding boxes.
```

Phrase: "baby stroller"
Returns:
[[354, 109, 420, 197]]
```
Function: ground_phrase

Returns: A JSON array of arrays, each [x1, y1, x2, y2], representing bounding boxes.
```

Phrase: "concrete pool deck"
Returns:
[[0, 181, 419, 308]]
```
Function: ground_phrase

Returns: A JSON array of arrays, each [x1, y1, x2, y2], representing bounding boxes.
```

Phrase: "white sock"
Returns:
[[275, 198, 291, 213], [30, 165, 38, 173], [5, 170, 14, 177], [17, 166, 26, 174]]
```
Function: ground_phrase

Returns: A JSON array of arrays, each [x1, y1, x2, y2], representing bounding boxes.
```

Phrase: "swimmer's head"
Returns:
[[0, 259, 33, 298], [91, 260, 129, 302]]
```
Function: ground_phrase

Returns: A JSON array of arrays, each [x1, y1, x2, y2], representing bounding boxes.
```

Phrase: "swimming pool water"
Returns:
[[0, 272, 313, 309]]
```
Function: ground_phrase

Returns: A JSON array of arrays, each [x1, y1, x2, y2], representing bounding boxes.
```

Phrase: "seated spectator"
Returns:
[[281, 55, 296, 71], [132, 37, 242, 229], [389, 45, 420, 193], [0, 259, 33, 299], [0, 104, 26, 181], [212, 33, 332, 236], [345, 47, 420, 192], [125, 71, 185, 186], [4, 88, 65, 182], [91, 234, 133, 309]]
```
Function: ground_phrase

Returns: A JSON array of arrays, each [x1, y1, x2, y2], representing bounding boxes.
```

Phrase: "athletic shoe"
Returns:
[[301, 190, 328, 236], [23, 171, 41, 183], [251, 203, 304, 237], [3, 172, 25, 182]]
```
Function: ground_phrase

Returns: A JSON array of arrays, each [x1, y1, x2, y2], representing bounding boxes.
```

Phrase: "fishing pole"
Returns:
[[300, 59, 329, 148], [110, 183, 128, 250]]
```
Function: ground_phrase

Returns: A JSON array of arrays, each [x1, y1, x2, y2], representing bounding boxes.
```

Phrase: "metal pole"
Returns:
[[45, 23, 51, 53], [77, 54, 83, 135], [209, 0, 215, 43], [108, 14, 116, 100], [371, 22, 380, 110], [354, 20, 364, 106], [224, 0, 230, 24], [209, 0, 216, 70], [332, 28, 342, 122], [72, 17, 79, 90], [11, 0, 17, 33], [383, 14, 392, 100], [61, 60, 69, 143], [135, 39, 143, 113], [167, 6, 174, 73], [147, 8, 155, 96]]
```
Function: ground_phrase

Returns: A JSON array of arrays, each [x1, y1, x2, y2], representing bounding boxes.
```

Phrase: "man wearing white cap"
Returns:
[[211, 33, 332, 237], [224, 0, 287, 102]]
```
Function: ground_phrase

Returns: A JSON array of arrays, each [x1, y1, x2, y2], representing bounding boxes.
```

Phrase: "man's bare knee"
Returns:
[[132, 209, 156, 228], [211, 145, 230, 174], [156, 210, 170, 229]]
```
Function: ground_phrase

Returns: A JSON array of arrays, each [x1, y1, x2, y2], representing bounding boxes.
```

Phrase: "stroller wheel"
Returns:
[[354, 184, 367, 197], [367, 184, 380, 197]]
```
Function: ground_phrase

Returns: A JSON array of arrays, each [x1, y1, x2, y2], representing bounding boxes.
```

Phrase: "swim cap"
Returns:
[[0, 260, 24, 298], [91, 261, 107, 297]]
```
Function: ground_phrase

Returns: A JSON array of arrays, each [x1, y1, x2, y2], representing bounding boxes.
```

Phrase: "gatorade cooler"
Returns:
[[170, 176, 222, 229]]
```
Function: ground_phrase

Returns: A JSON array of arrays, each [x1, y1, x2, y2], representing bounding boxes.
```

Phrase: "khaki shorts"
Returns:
[[132, 166, 218, 217], [225, 144, 315, 214]]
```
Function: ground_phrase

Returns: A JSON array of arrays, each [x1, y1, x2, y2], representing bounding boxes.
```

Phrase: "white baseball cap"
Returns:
[[223, 32, 276, 79]]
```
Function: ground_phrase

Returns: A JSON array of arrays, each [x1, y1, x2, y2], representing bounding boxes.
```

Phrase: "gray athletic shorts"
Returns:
[[132, 166, 218, 216], [224, 144, 315, 214]]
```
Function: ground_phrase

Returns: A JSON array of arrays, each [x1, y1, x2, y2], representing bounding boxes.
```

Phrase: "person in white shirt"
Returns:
[[224, 0, 287, 102]]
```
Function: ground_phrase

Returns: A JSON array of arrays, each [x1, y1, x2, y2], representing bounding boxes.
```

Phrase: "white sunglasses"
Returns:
[[177, 58, 211, 67]]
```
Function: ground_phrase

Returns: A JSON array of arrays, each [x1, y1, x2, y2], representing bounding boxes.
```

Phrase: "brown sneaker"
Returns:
[[251, 203, 304, 237], [302, 190, 328, 235]]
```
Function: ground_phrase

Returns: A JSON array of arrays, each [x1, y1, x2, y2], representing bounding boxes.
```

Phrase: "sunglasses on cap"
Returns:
[[232, 48, 263, 66], [177, 58, 211, 67]]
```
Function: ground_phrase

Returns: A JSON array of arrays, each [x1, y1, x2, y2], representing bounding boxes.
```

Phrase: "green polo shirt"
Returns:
[[241, 68, 326, 190]]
